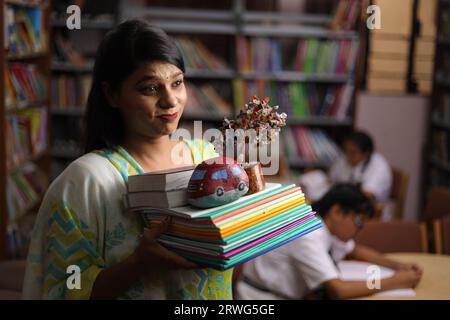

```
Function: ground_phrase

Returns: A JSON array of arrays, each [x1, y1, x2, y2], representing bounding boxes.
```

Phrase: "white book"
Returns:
[[128, 165, 195, 192]]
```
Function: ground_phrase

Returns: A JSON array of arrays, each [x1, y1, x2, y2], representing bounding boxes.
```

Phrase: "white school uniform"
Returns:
[[329, 152, 392, 203], [236, 222, 355, 300]]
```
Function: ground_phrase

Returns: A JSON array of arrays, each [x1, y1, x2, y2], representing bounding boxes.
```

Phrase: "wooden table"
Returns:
[[361, 253, 450, 300]]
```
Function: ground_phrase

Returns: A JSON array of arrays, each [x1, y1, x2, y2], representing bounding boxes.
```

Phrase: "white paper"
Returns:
[[337, 261, 416, 298]]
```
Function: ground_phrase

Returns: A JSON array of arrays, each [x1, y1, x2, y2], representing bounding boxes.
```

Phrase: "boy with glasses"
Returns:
[[236, 184, 422, 300]]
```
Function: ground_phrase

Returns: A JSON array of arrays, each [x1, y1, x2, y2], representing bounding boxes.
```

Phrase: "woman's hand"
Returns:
[[131, 219, 199, 275]]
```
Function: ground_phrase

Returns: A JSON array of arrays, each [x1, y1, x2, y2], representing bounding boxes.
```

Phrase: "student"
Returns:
[[22, 20, 232, 299], [329, 131, 392, 203], [236, 184, 422, 300]]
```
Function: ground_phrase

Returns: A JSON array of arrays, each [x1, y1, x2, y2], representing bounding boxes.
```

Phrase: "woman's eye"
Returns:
[[173, 79, 184, 87], [140, 85, 158, 95]]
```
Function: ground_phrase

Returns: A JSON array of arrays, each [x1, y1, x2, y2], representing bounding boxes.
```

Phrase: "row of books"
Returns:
[[4, 5, 46, 56], [6, 162, 47, 222], [283, 127, 342, 164], [125, 166, 321, 270], [50, 75, 92, 109], [5, 63, 46, 109], [5, 108, 48, 171], [185, 83, 232, 117], [237, 37, 359, 75], [292, 39, 359, 75], [175, 37, 229, 71], [329, 0, 361, 31], [233, 80, 353, 119], [432, 131, 450, 164]]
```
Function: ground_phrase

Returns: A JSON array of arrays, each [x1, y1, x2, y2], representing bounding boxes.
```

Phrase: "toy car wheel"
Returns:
[[216, 186, 225, 197], [237, 181, 246, 191]]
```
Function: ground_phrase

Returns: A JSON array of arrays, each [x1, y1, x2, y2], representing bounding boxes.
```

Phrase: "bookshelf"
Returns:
[[118, 0, 366, 174], [427, 0, 450, 190], [0, 0, 51, 259]]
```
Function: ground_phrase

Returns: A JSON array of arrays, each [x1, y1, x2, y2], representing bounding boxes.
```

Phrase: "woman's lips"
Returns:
[[157, 112, 179, 122]]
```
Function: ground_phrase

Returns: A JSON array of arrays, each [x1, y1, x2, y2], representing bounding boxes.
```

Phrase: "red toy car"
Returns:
[[187, 157, 249, 208]]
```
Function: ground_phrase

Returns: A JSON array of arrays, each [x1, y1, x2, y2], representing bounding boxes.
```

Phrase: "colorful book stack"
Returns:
[[7, 162, 47, 221], [284, 127, 342, 164], [5, 107, 48, 170], [130, 183, 322, 270], [4, 5, 46, 56], [4, 63, 46, 109]]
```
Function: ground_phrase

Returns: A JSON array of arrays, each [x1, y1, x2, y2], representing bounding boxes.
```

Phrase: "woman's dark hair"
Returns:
[[84, 20, 185, 153], [312, 184, 374, 219], [344, 131, 374, 156]]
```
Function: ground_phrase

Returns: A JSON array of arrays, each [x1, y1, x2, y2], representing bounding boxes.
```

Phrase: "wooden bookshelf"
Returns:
[[0, 0, 52, 259], [426, 0, 450, 191]]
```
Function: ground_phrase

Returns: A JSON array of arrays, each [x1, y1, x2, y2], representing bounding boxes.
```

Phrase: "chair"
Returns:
[[424, 187, 450, 220], [433, 215, 450, 255], [389, 167, 409, 220], [0, 260, 26, 300], [355, 220, 428, 253]]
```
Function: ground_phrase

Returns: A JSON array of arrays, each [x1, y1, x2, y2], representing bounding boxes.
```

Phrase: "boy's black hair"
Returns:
[[344, 131, 374, 156], [84, 20, 185, 153], [312, 183, 374, 219]]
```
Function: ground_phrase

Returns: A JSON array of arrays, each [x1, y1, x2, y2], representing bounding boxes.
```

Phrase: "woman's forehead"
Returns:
[[133, 61, 183, 81]]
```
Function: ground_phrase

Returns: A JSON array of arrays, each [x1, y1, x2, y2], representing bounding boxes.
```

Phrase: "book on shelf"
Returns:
[[233, 80, 353, 120], [236, 37, 359, 76], [5, 63, 46, 109], [174, 37, 229, 72], [129, 183, 322, 270], [283, 127, 342, 164], [236, 36, 282, 73], [293, 39, 359, 75], [5, 107, 48, 170], [4, 4, 46, 56], [51, 75, 92, 110], [185, 83, 232, 118], [6, 162, 47, 222], [329, 0, 362, 31]]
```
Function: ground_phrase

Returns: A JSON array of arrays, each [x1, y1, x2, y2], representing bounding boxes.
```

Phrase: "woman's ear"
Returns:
[[101, 81, 119, 108]]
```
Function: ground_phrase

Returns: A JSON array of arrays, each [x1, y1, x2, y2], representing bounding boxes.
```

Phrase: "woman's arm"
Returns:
[[90, 220, 198, 300]]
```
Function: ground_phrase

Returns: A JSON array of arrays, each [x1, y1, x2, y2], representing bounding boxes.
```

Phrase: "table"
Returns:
[[360, 253, 450, 300]]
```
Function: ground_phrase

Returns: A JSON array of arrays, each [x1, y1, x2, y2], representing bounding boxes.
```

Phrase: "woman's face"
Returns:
[[113, 61, 187, 139], [343, 141, 367, 167]]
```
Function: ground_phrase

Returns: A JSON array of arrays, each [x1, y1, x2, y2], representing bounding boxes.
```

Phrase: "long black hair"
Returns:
[[84, 20, 185, 153], [312, 184, 374, 219]]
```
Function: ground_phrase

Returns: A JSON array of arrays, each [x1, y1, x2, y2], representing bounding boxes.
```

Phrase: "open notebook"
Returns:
[[337, 261, 416, 298]]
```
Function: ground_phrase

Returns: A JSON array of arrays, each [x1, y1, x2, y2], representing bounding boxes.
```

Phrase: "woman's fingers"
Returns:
[[143, 219, 170, 240]]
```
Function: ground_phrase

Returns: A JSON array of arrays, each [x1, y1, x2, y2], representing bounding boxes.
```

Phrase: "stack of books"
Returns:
[[128, 182, 322, 270], [124, 165, 196, 210]]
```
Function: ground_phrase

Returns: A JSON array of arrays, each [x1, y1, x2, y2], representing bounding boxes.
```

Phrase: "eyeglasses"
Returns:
[[353, 216, 364, 229]]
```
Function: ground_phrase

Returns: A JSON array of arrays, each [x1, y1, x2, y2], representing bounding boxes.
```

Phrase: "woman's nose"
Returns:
[[158, 88, 177, 109]]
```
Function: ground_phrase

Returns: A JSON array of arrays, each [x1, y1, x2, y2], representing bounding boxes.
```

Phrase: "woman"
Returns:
[[22, 20, 232, 299], [236, 184, 422, 300], [329, 131, 392, 204]]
